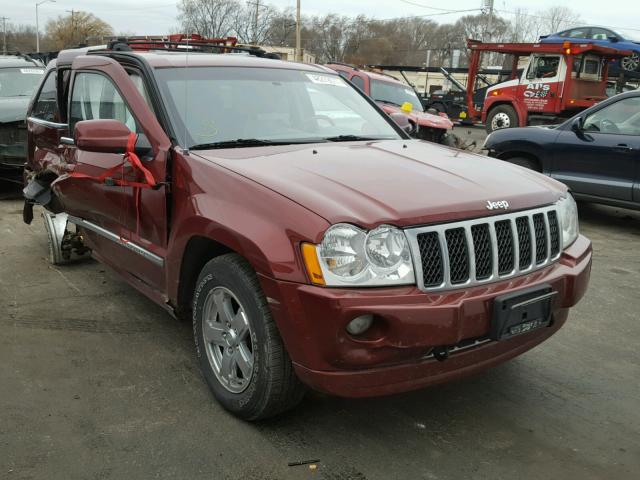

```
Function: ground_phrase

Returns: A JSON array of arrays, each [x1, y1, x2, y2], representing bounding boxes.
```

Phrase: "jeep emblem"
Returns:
[[486, 200, 509, 210]]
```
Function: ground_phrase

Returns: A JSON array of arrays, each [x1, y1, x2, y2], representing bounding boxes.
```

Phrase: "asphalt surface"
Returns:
[[1, 170, 639, 479]]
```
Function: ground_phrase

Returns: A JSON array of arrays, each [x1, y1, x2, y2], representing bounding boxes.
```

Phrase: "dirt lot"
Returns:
[[1, 167, 639, 479]]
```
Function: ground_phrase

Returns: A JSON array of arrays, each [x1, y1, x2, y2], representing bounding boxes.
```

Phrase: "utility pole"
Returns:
[[36, 0, 56, 53], [1, 17, 8, 55], [295, 0, 301, 62], [247, 0, 264, 45], [66, 9, 77, 46], [482, 0, 494, 42]]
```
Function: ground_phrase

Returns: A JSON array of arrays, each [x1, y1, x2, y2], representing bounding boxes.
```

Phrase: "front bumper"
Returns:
[[259, 235, 592, 397]]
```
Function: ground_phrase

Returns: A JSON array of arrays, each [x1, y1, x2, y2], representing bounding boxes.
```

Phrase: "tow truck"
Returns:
[[465, 39, 633, 132]]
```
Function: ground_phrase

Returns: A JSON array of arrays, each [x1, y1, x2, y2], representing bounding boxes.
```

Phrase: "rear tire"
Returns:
[[192, 253, 305, 420], [621, 52, 640, 72], [486, 105, 518, 133], [505, 156, 540, 172]]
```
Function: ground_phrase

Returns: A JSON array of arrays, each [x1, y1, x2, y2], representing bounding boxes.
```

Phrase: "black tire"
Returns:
[[193, 253, 305, 420], [486, 104, 518, 133], [505, 156, 540, 172], [431, 103, 446, 114]]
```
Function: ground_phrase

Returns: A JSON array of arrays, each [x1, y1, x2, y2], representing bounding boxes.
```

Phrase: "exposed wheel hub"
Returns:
[[492, 112, 511, 130], [621, 53, 640, 72]]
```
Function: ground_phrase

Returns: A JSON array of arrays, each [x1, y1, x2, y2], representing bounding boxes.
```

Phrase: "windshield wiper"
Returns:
[[189, 138, 313, 150], [324, 135, 388, 142], [374, 98, 401, 107]]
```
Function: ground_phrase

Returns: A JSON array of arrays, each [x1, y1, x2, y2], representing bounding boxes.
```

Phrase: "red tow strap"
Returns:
[[69, 133, 157, 189], [68, 132, 157, 237]]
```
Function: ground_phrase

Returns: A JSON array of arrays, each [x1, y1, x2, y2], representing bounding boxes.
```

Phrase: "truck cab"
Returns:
[[466, 40, 633, 133]]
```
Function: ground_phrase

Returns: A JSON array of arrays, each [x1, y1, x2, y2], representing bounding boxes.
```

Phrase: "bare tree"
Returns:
[[232, 3, 278, 44], [45, 12, 113, 49], [3, 23, 38, 53], [540, 6, 581, 34], [178, 0, 237, 38]]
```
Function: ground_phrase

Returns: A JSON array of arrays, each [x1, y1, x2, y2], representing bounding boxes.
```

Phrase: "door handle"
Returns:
[[613, 144, 634, 152]]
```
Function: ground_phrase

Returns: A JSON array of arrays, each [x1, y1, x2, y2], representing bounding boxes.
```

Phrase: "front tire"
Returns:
[[486, 104, 518, 133], [193, 253, 305, 420]]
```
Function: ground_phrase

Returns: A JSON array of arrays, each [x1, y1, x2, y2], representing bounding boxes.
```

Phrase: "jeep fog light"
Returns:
[[346, 315, 374, 335]]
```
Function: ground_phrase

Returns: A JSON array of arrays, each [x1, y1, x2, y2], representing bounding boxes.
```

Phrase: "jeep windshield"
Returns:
[[0, 67, 44, 97], [371, 80, 422, 110], [154, 66, 402, 149]]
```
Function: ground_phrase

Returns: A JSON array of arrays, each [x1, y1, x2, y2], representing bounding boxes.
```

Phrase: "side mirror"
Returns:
[[570, 116, 584, 133], [608, 36, 619, 43], [389, 112, 413, 134], [74, 119, 132, 154]]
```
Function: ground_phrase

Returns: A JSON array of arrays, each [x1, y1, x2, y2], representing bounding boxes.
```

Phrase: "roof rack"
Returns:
[[104, 34, 281, 59]]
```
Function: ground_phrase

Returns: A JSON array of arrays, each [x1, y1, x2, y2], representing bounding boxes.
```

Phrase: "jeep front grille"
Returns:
[[406, 205, 562, 292]]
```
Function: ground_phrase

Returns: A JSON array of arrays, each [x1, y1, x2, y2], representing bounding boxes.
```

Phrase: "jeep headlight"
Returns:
[[304, 223, 415, 286], [556, 194, 579, 248]]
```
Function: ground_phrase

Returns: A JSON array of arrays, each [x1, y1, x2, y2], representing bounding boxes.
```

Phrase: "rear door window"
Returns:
[[350, 75, 365, 91]]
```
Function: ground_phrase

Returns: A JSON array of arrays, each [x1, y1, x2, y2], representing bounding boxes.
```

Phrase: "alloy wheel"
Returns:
[[202, 286, 255, 393], [621, 53, 640, 72]]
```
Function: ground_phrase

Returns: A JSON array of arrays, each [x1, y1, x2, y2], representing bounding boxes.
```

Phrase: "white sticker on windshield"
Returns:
[[306, 73, 346, 87], [404, 89, 414, 95], [20, 68, 44, 74]]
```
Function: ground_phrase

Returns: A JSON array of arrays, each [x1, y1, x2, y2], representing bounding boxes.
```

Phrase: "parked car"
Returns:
[[484, 90, 640, 210], [24, 40, 591, 420], [326, 63, 460, 146], [540, 26, 640, 72], [0, 55, 45, 185]]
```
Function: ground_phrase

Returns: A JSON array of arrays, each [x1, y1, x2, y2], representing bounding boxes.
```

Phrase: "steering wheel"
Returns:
[[600, 119, 620, 134]]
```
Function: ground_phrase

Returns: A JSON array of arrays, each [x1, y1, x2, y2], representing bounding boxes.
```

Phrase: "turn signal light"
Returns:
[[301, 243, 325, 286], [492, 90, 500, 96]]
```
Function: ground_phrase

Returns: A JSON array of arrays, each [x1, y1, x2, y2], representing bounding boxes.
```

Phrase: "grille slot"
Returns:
[[471, 224, 492, 280], [494, 220, 515, 275], [409, 206, 561, 292], [445, 228, 470, 284], [417, 232, 444, 288], [533, 213, 547, 264], [548, 211, 560, 257], [515, 216, 532, 269]]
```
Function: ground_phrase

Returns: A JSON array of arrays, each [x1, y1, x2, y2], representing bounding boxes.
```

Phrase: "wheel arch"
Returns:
[[497, 151, 543, 172]]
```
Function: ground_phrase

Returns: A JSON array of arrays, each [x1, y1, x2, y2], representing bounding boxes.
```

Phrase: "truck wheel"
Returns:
[[486, 105, 518, 133], [505, 156, 540, 172], [193, 253, 305, 420], [621, 52, 640, 72]]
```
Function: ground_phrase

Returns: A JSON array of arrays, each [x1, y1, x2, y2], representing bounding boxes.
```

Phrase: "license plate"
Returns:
[[491, 284, 557, 341]]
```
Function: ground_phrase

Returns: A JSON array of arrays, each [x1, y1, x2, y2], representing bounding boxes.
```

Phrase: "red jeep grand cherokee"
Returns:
[[23, 41, 591, 420]]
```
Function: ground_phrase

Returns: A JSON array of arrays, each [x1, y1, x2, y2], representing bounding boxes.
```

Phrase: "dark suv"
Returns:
[[0, 55, 45, 185], [24, 39, 591, 420]]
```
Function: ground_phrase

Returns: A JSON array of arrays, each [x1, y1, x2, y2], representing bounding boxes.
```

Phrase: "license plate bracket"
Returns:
[[491, 284, 557, 341]]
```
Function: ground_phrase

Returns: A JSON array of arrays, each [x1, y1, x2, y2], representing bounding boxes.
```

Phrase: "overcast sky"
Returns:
[[5, 0, 640, 40]]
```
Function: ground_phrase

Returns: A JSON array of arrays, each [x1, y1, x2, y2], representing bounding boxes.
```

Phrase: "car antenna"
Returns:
[[183, 36, 190, 156]]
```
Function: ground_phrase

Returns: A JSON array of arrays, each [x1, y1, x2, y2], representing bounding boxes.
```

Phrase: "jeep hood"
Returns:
[[196, 140, 566, 229], [0, 97, 30, 124]]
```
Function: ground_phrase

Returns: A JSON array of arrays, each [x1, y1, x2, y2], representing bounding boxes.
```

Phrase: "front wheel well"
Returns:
[[498, 152, 542, 172], [176, 236, 235, 320]]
